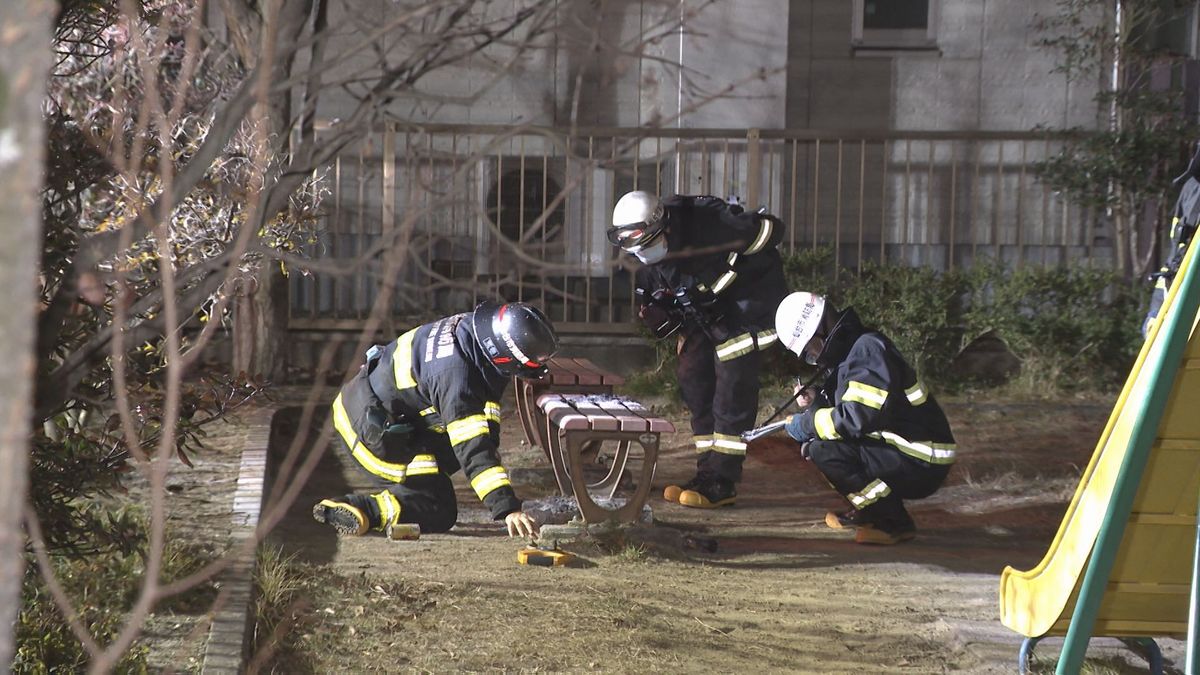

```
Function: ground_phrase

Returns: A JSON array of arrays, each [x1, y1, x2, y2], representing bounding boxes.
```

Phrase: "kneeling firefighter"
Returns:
[[313, 302, 559, 539], [775, 292, 956, 545]]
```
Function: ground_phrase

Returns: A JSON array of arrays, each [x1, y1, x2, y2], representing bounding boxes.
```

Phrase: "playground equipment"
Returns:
[[998, 235, 1200, 673]]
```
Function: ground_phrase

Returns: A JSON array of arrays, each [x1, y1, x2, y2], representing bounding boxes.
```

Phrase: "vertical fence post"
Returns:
[[747, 128, 761, 208], [381, 124, 396, 337]]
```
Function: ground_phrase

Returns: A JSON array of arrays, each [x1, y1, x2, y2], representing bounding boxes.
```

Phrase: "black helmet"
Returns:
[[471, 301, 559, 379]]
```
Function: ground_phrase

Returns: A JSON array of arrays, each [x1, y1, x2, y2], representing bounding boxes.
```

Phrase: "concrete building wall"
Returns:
[[787, 0, 1106, 132], [310, 0, 789, 129]]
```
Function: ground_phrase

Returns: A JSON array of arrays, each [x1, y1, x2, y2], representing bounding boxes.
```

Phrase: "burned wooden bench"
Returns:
[[536, 393, 673, 523], [513, 357, 625, 457], [512, 358, 671, 523]]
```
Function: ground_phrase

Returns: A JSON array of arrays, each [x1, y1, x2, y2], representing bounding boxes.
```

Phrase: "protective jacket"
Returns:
[[635, 195, 789, 358], [632, 195, 789, 483], [332, 312, 520, 520], [790, 311, 957, 468]]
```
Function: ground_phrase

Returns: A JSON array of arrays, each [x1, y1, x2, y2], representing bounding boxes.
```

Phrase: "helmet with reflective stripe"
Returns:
[[472, 301, 559, 379], [608, 190, 666, 252], [775, 292, 829, 364]]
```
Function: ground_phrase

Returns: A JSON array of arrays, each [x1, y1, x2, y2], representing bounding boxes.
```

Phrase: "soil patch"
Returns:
[[253, 394, 1184, 673]]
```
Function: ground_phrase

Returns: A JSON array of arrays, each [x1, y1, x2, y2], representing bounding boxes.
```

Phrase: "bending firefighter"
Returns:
[[775, 292, 955, 545], [610, 190, 788, 509], [313, 302, 559, 539]]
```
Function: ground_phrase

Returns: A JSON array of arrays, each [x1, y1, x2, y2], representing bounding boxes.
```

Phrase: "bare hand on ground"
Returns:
[[505, 511, 539, 538]]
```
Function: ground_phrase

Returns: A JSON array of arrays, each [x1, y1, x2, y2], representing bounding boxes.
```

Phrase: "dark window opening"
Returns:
[[863, 0, 929, 31], [485, 167, 565, 245]]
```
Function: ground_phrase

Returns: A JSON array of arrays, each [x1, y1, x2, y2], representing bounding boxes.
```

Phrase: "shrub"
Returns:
[[14, 524, 218, 674], [621, 249, 1145, 399], [14, 552, 150, 674]]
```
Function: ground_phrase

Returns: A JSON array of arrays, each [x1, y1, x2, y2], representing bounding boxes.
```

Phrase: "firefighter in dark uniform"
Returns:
[[312, 301, 559, 539], [1145, 142, 1200, 337], [609, 190, 788, 509], [775, 291, 955, 545]]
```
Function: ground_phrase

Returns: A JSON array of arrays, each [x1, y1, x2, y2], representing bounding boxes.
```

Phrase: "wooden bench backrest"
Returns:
[[545, 357, 626, 388]]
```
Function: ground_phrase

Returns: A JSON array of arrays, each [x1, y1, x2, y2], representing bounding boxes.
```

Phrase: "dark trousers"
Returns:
[[333, 372, 461, 533], [676, 328, 763, 483], [806, 438, 950, 520]]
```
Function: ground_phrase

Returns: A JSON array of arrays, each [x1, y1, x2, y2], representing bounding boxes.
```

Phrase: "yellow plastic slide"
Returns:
[[999, 239, 1200, 640]]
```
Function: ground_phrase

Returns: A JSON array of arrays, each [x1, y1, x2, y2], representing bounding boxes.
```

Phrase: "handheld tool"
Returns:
[[741, 419, 790, 443]]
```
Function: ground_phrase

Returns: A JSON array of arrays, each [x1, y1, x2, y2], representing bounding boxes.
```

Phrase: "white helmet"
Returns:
[[608, 191, 667, 262], [776, 292, 827, 359]]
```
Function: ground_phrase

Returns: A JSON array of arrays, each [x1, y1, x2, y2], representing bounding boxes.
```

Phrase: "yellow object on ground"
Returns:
[[517, 546, 576, 567], [999, 239, 1200, 640]]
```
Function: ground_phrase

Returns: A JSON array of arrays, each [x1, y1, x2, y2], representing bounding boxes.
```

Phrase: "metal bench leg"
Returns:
[[1018, 637, 1038, 675], [588, 440, 631, 498], [1120, 638, 1164, 675], [566, 432, 659, 523], [541, 415, 573, 496]]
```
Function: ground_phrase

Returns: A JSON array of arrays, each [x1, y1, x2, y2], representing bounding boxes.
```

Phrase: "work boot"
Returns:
[[312, 496, 371, 536], [854, 508, 916, 545], [663, 475, 704, 503], [824, 508, 873, 530], [679, 478, 737, 509]]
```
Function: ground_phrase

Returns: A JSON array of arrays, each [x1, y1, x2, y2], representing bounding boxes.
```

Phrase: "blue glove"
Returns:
[[785, 413, 813, 443]]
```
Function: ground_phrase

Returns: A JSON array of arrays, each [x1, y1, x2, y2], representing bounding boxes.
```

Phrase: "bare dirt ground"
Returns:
[[249, 391, 1188, 674]]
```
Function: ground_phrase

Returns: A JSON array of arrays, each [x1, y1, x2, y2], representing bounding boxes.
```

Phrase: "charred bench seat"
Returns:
[[536, 393, 673, 523], [512, 358, 671, 523]]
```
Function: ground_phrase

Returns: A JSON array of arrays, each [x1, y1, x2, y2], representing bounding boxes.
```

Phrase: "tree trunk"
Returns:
[[0, 1, 52, 665], [222, 0, 313, 383], [231, 264, 290, 381]]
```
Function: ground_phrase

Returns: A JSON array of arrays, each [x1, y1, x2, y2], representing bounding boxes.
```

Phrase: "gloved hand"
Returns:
[[639, 303, 681, 340], [785, 413, 813, 443]]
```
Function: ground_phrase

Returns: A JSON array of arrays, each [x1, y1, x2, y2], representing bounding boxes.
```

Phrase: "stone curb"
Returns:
[[200, 405, 276, 674]]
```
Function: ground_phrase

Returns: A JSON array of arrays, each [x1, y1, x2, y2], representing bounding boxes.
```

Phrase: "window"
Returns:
[[852, 0, 938, 51], [1131, 3, 1199, 58]]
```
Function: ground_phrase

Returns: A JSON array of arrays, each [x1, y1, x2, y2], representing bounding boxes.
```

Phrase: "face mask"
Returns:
[[632, 235, 668, 264], [802, 335, 824, 366]]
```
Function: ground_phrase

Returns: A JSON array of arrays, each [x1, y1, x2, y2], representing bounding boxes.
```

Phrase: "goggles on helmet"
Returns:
[[607, 221, 665, 251]]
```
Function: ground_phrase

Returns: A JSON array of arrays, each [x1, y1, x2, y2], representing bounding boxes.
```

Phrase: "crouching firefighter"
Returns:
[[610, 190, 788, 509], [312, 302, 559, 539], [774, 292, 956, 545]]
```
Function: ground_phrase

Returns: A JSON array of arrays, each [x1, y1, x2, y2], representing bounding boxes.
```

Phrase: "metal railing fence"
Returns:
[[289, 124, 1100, 334]]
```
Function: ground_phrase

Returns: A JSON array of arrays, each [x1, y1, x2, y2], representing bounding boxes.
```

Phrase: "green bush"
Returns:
[[809, 255, 1145, 394], [958, 260, 1145, 393], [14, 524, 218, 674], [630, 250, 1146, 399], [14, 553, 150, 674]]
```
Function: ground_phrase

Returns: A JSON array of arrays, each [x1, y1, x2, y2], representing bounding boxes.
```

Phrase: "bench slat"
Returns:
[[614, 397, 676, 433], [573, 357, 626, 387], [545, 358, 581, 386], [561, 394, 621, 431], [537, 394, 590, 430], [554, 358, 603, 386], [593, 397, 649, 432]]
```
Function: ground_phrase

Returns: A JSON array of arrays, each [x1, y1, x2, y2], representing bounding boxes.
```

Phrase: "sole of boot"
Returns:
[[825, 511, 854, 528], [312, 500, 368, 536], [678, 490, 736, 509], [825, 510, 871, 530]]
